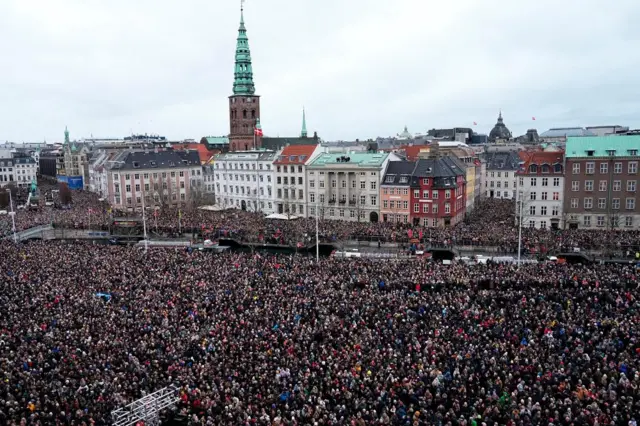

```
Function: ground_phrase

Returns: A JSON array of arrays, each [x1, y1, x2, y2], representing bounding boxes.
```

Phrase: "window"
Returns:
[[413, 190, 419, 198], [571, 181, 580, 192], [613, 180, 621, 191], [529, 205, 536, 215], [597, 216, 605, 227], [597, 198, 606, 209], [179, 171, 184, 177], [542, 178, 548, 186], [530, 177, 537, 187], [331, 179, 336, 188], [432, 205, 438, 214], [125, 174, 130, 180], [329, 208, 334, 217], [341, 180, 346, 188], [585, 162, 595, 174], [444, 203, 451, 214], [422, 204, 429, 213], [584, 197, 593, 209], [572, 163, 580, 174], [625, 216, 634, 227], [614, 162, 622, 174], [583, 216, 591, 227], [529, 164, 538, 173], [530, 192, 537, 201], [612, 198, 620, 210], [351, 180, 356, 188], [360, 181, 366, 189], [125, 184, 131, 192], [309, 180, 314, 188], [370, 181, 377, 190], [319, 180, 324, 188], [519, 177, 524, 187], [540, 221, 547, 229], [600, 163, 608, 174], [627, 180, 637, 192], [360, 195, 366, 205], [414, 203, 419, 213], [626, 198, 636, 210], [629, 162, 638, 174], [598, 180, 607, 192], [370, 195, 377, 206], [552, 206, 559, 216], [383, 200, 388, 209], [445, 190, 451, 199], [553, 192, 559, 201], [585, 180, 593, 192], [422, 190, 429, 199], [570, 198, 578, 209], [529, 220, 536, 228], [432, 191, 438, 199], [422, 178, 429, 185], [319, 194, 325, 203]]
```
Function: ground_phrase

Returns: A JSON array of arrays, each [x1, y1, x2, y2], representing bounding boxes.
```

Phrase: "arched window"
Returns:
[[243, 110, 247, 119], [529, 164, 538, 173], [251, 109, 256, 119], [553, 163, 563, 173]]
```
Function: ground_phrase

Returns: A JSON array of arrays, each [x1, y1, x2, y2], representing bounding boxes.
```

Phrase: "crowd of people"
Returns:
[[1, 185, 639, 256], [0, 241, 638, 425]]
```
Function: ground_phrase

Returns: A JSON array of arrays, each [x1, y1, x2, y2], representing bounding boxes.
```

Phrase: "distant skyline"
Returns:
[[1, 0, 639, 142]]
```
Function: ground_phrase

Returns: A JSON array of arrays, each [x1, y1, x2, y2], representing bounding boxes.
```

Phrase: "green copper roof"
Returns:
[[205, 136, 229, 145], [255, 118, 262, 130], [232, 6, 256, 95], [565, 135, 640, 158], [64, 126, 70, 145], [301, 108, 307, 137], [308, 152, 390, 168]]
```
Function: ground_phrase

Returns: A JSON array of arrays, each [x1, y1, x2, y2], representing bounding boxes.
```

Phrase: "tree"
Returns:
[[59, 182, 72, 205], [0, 191, 8, 209]]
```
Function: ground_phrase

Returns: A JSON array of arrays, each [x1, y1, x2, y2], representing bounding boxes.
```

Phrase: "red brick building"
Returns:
[[409, 157, 467, 227]]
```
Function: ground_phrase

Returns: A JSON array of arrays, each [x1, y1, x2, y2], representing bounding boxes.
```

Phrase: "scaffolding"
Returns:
[[111, 385, 180, 426]]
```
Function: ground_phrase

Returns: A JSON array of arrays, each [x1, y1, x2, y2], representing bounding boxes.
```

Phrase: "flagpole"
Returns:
[[315, 203, 319, 262], [141, 190, 148, 253]]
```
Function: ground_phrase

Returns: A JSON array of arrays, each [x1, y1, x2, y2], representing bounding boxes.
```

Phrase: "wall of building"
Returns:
[[380, 186, 410, 223]]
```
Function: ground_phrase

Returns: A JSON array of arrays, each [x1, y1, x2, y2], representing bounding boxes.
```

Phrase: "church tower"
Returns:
[[228, 4, 261, 152]]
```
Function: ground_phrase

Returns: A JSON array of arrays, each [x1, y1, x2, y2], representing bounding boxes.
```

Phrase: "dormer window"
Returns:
[[629, 149, 638, 156], [541, 164, 550, 173], [586, 150, 595, 157], [132, 161, 140, 168], [169, 161, 175, 167], [529, 164, 538, 173], [385, 175, 394, 183], [607, 149, 616, 156], [553, 163, 563, 173], [399, 176, 408, 183], [289, 156, 296, 161], [299, 155, 307, 162]]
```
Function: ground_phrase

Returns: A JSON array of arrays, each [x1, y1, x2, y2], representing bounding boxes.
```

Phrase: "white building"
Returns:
[[0, 157, 37, 188], [306, 152, 400, 222], [484, 151, 520, 199], [272, 144, 323, 217], [515, 150, 565, 230], [214, 150, 278, 214]]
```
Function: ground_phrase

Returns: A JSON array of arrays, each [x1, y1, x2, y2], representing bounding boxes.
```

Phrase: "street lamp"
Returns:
[[7, 189, 17, 243]]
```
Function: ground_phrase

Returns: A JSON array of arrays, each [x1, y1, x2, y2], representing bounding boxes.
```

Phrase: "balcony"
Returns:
[[339, 199, 346, 204], [329, 199, 336, 204], [349, 200, 357, 205]]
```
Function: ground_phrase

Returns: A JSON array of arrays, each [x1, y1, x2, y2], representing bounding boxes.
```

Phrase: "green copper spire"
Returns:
[[232, 3, 256, 95], [301, 107, 308, 138], [64, 126, 70, 145], [255, 117, 262, 130]]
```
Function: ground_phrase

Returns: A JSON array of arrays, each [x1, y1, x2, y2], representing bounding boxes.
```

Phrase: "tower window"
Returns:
[[243, 110, 247, 119], [251, 109, 256, 119]]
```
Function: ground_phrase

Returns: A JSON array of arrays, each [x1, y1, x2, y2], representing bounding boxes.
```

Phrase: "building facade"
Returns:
[[0, 157, 37, 187], [380, 161, 415, 224], [273, 144, 322, 217], [484, 151, 520, 199], [409, 157, 467, 227], [515, 150, 565, 230], [105, 150, 203, 211], [306, 152, 399, 222], [563, 135, 639, 230], [214, 150, 277, 213]]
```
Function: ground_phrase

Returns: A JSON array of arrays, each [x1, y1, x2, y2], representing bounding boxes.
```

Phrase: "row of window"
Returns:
[[309, 207, 366, 219], [276, 188, 304, 199], [116, 181, 189, 194], [309, 193, 378, 206], [519, 177, 562, 187], [569, 197, 636, 210], [217, 173, 272, 183], [114, 192, 187, 205], [525, 191, 561, 201], [382, 187, 409, 196], [572, 161, 638, 175], [582, 215, 635, 227], [309, 179, 377, 190], [113, 170, 200, 181], [488, 190, 515, 198], [412, 203, 451, 214], [220, 185, 273, 197], [383, 200, 409, 209], [527, 164, 563, 174], [486, 171, 512, 178], [216, 162, 272, 171], [526, 205, 561, 216], [217, 198, 274, 211], [570, 180, 636, 192]]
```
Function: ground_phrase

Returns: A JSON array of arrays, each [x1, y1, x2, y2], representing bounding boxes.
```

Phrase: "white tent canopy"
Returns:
[[198, 205, 226, 212], [265, 213, 300, 220]]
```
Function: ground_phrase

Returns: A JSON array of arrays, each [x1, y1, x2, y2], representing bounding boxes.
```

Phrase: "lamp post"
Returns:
[[315, 203, 319, 262], [8, 189, 17, 243]]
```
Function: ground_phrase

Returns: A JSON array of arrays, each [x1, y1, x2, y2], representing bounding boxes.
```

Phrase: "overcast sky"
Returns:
[[1, 0, 639, 143]]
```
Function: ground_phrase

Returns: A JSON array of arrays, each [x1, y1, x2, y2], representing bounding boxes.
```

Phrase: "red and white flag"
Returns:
[[473, 121, 477, 126], [532, 116, 536, 121], [254, 127, 263, 137]]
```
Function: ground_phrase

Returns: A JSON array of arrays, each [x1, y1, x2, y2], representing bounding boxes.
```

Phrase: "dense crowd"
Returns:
[[0, 241, 638, 425], [1, 185, 639, 255]]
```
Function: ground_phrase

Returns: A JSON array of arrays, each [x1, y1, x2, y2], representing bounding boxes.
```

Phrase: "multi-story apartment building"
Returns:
[[306, 152, 399, 222], [409, 157, 467, 227], [273, 144, 323, 217], [515, 150, 565, 230], [484, 151, 520, 199], [380, 161, 415, 224], [214, 150, 278, 213], [105, 150, 203, 211], [564, 135, 639, 230], [0, 157, 37, 188]]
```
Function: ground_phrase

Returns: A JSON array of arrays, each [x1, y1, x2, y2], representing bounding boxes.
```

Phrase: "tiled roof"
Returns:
[[109, 150, 201, 171], [273, 145, 318, 165], [410, 157, 466, 189], [401, 145, 431, 161], [565, 135, 640, 158], [381, 161, 416, 186], [540, 127, 595, 138], [172, 143, 218, 164], [485, 151, 521, 171], [517, 150, 564, 175]]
